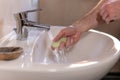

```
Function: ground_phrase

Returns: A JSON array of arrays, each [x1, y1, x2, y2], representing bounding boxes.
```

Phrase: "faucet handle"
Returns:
[[14, 8, 42, 23], [23, 8, 42, 19], [25, 8, 42, 13]]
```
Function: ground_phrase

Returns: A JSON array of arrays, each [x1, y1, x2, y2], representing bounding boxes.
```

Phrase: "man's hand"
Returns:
[[100, 0, 120, 24], [53, 27, 81, 49]]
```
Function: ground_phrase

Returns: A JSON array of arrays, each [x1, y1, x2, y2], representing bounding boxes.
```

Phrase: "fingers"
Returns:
[[58, 37, 73, 50], [59, 42, 66, 50], [101, 11, 114, 24], [58, 34, 81, 50], [52, 27, 80, 50], [53, 30, 65, 42], [66, 37, 71, 48], [54, 27, 76, 42], [100, 7, 106, 17], [105, 17, 111, 24], [103, 11, 109, 21], [73, 33, 81, 44], [51, 46, 55, 50], [100, 2, 117, 24], [100, 7, 110, 24], [58, 37, 72, 50]]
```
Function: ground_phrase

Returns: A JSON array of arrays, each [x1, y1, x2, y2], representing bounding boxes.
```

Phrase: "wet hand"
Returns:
[[52, 26, 81, 50]]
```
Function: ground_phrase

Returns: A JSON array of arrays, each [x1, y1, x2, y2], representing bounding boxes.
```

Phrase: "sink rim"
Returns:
[[29, 29, 120, 71], [0, 29, 119, 72]]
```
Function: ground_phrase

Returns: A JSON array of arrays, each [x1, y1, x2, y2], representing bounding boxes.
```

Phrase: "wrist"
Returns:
[[69, 23, 86, 33]]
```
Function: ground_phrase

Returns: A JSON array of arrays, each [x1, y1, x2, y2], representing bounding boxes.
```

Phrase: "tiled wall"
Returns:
[[39, 0, 120, 39], [0, 0, 38, 38]]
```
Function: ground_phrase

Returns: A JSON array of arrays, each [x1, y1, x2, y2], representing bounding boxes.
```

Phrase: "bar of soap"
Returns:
[[52, 37, 67, 48]]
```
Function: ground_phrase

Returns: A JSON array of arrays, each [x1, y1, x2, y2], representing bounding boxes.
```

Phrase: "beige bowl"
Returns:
[[0, 47, 23, 60]]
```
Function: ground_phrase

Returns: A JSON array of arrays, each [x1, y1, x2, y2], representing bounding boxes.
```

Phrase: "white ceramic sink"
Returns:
[[0, 26, 120, 80]]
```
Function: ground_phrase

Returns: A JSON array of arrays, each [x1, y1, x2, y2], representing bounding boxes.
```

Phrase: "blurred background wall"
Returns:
[[0, 0, 119, 39], [39, 0, 120, 39]]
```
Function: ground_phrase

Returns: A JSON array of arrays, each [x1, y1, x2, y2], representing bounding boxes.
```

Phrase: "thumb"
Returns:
[[53, 30, 65, 42]]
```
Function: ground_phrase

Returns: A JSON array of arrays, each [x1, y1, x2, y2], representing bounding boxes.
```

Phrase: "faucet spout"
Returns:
[[24, 21, 50, 31], [14, 9, 50, 40]]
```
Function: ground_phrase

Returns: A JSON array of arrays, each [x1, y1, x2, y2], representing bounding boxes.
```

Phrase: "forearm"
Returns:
[[72, 0, 108, 33]]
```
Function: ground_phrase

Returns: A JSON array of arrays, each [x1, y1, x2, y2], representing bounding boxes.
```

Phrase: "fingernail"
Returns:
[[66, 44, 70, 48], [51, 46, 55, 50], [110, 20, 114, 22]]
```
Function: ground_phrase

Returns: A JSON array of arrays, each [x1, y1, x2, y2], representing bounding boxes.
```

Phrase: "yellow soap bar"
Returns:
[[52, 37, 67, 48]]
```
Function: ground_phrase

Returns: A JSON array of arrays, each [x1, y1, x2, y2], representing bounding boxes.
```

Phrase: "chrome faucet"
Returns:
[[14, 9, 50, 40]]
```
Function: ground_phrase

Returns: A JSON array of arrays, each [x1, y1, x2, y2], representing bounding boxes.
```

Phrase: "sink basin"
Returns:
[[0, 26, 119, 80]]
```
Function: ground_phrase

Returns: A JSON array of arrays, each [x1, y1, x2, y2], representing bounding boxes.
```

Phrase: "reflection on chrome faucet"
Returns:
[[14, 9, 50, 40]]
